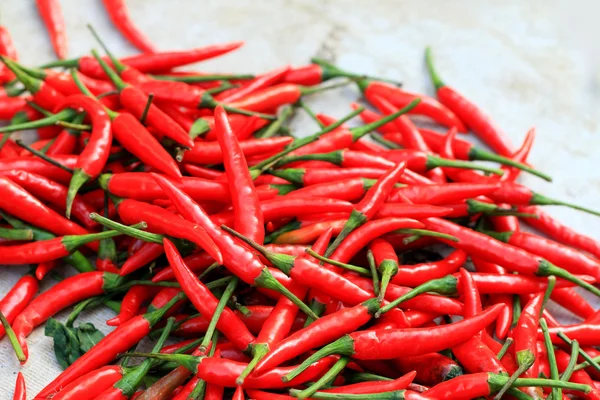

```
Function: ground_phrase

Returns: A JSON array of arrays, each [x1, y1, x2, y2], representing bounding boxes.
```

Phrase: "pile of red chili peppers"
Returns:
[[2, 4, 600, 400]]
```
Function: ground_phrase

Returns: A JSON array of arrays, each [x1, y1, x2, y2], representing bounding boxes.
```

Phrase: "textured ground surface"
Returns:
[[1, 0, 599, 397]]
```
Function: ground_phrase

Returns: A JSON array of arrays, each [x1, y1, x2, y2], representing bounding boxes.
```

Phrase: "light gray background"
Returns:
[[1, 0, 599, 398]]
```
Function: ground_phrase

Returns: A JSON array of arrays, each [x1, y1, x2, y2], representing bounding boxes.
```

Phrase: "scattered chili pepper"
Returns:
[[102, 0, 156, 53], [12, 372, 26, 400], [36, 0, 67, 59]]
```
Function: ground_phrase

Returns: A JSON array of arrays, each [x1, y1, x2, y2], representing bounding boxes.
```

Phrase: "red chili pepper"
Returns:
[[485, 229, 600, 282], [102, 0, 156, 53], [163, 238, 255, 350], [0, 175, 92, 239], [519, 205, 600, 259], [225, 83, 320, 113], [184, 136, 293, 164], [55, 95, 113, 217], [555, 348, 600, 400], [116, 198, 222, 265], [283, 305, 503, 383], [390, 248, 467, 287], [0, 25, 17, 82], [214, 105, 264, 244], [36, 0, 68, 59], [0, 155, 74, 185], [513, 291, 544, 378], [12, 372, 25, 400], [119, 242, 165, 276], [388, 182, 500, 205], [91, 51, 195, 148], [551, 287, 595, 319], [1, 169, 97, 229], [51, 42, 243, 78], [357, 78, 466, 131], [425, 48, 514, 156], [0, 97, 28, 121], [272, 166, 390, 186], [392, 354, 462, 386], [236, 228, 332, 385], [107, 285, 159, 326], [270, 219, 346, 245], [12, 271, 122, 362], [245, 389, 294, 400], [421, 217, 600, 298], [37, 292, 185, 398], [47, 365, 124, 400], [216, 65, 290, 103], [328, 217, 424, 264], [0, 273, 38, 339]]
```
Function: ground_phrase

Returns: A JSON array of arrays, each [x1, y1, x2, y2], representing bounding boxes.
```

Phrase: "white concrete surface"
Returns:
[[0, 0, 599, 397]]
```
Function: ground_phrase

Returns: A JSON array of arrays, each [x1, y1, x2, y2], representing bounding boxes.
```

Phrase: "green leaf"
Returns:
[[76, 323, 105, 353], [44, 318, 82, 370]]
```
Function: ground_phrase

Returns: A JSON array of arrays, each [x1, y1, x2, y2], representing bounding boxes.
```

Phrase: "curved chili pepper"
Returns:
[[91, 50, 195, 148], [0, 175, 91, 239], [421, 217, 600, 298], [184, 136, 293, 164], [555, 348, 600, 400], [425, 48, 514, 156], [116, 198, 222, 265], [128, 351, 337, 389], [519, 205, 600, 259], [47, 42, 243, 78], [420, 371, 589, 400], [225, 83, 326, 113], [388, 182, 501, 204], [0, 97, 28, 121], [388, 249, 467, 287], [55, 95, 112, 217], [324, 161, 407, 257], [236, 228, 332, 385], [328, 217, 424, 264], [485, 229, 600, 282], [0, 25, 17, 82], [511, 291, 544, 390], [37, 292, 185, 398], [36, 0, 67, 59], [368, 94, 446, 183], [272, 166, 390, 186], [0, 273, 38, 338], [163, 238, 255, 350], [542, 323, 600, 346], [0, 227, 129, 264], [11, 271, 123, 362], [284, 305, 503, 382], [107, 285, 159, 326], [120, 242, 165, 276], [102, 0, 156, 53], [392, 354, 461, 387], [214, 105, 264, 244], [12, 372, 25, 400], [217, 65, 290, 103]]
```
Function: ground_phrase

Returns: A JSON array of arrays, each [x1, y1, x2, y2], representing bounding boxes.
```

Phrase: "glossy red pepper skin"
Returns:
[[215, 106, 264, 244], [107, 285, 159, 326], [0, 97, 27, 120], [196, 355, 337, 389], [388, 182, 500, 204], [12, 272, 120, 362], [76, 42, 244, 78], [555, 349, 600, 400], [12, 372, 26, 400], [120, 242, 165, 276], [492, 230, 600, 281], [47, 366, 124, 400], [111, 112, 182, 178], [0, 176, 90, 238], [102, 0, 156, 53], [551, 287, 595, 319], [164, 238, 255, 350], [119, 85, 194, 148], [390, 249, 467, 287], [217, 65, 289, 103], [1, 170, 96, 228], [227, 83, 303, 113], [329, 217, 423, 264], [59, 95, 112, 178], [117, 198, 222, 265], [392, 354, 462, 386], [543, 323, 600, 346], [0, 155, 77, 184], [361, 81, 466, 131], [0, 25, 17, 82], [184, 136, 292, 164], [513, 292, 544, 379], [0, 274, 38, 338], [520, 205, 600, 260], [36, 0, 68, 59], [283, 64, 324, 86]]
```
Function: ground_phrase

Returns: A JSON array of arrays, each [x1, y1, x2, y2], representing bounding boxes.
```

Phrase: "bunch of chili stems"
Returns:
[[1, 9, 600, 400]]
